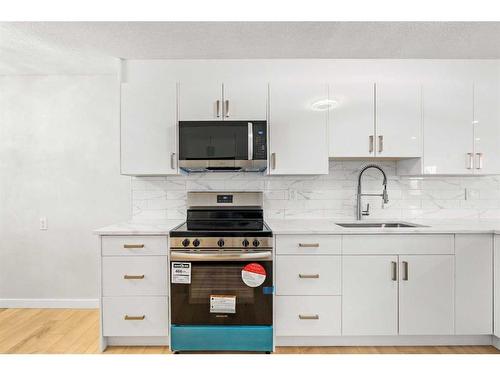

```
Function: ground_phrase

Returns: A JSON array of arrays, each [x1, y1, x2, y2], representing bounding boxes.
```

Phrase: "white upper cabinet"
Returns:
[[179, 81, 267, 121], [423, 81, 474, 175], [179, 81, 223, 121], [329, 82, 422, 159], [473, 81, 500, 174], [222, 81, 267, 120], [375, 83, 422, 158], [329, 83, 375, 157], [120, 82, 178, 176], [269, 82, 329, 175]]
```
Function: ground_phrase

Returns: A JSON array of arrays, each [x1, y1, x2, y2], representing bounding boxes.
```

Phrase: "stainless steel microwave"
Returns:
[[178, 121, 267, 172]]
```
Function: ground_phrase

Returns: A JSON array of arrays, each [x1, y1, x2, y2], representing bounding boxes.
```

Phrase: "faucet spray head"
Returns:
[[382, 184, 389, 204]]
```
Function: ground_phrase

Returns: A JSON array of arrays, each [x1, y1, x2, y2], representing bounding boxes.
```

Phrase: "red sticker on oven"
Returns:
[[241, 263, 266, 287]]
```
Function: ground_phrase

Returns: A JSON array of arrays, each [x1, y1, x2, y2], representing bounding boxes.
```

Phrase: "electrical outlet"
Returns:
[[39, 217, 48, 230]]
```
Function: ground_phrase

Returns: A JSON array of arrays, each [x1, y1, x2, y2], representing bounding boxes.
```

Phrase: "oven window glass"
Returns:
[[179, 122, 248, 160], [189, 264, 254, 304]]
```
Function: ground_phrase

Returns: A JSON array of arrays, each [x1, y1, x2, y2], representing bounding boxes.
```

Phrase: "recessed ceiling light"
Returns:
[[311, 99, 338, 111]]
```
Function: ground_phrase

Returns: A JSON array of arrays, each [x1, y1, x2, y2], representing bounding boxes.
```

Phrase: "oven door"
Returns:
[[170, 256, 273, 326]]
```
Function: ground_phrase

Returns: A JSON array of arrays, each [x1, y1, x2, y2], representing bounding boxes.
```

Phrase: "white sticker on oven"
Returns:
[[171, 262, 191, 284], [210, 295, 236, 314], [241, 263, 266, 287]]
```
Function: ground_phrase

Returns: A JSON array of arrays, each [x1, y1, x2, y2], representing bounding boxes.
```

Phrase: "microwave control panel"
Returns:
[[252, 122, 267, 160]]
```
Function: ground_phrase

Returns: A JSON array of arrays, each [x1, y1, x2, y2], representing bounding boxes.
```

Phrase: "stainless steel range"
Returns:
[[169, 191, 273, 353]]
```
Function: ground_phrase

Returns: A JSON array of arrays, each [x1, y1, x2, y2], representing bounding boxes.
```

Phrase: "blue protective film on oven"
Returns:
[[263, 286, 274, 294], [171, 325, 273, 352]]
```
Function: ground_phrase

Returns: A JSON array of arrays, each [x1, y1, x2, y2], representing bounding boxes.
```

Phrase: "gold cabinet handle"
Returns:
[[123, 244, 144, 249], [467, 153, 474, 169], [298, 243, 320, 248], [123, 274, 145, 280], [402, 261, 409, 281], [391, 261, 397, 281], [476, 152, 483, 169], [170, 152, 176, 170], [299, 274, 319, 279], [299, 314, 319, 320], [124, 315, 145, 320]]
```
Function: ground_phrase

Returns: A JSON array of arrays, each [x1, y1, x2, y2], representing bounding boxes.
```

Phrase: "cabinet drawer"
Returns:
[[276, 235, 341, 255], [275, 296, 341, 336], [276, 256, 341, 296], [102, 256, 167, 296], [342, 235, 454, 255], [102, 296, 168, 337], [101, 236, 167, 256]]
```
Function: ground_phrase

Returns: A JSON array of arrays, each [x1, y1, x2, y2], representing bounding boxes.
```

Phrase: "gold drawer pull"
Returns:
[[123, 274, 145, 280], [298, 243, 319, 248], [123, 244, 144, 249], [299, 274, 320, 279], [124, 315, 145, 320], [299, 314, 319, 320]]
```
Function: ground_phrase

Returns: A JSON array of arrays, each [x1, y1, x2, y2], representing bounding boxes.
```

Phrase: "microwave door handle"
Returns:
[[248, 122, 253, 160]]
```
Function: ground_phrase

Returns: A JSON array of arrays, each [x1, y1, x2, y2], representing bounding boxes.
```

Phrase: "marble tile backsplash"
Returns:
[[131, 161, 500, 221]]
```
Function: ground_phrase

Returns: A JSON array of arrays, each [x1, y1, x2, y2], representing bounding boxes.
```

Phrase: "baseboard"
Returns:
[[276, 335, 494, 347], [0, 298, 99, 309], [106, 336, 169, 347]]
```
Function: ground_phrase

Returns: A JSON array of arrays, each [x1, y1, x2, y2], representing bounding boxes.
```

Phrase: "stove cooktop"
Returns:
[[169, 220, 273, 238]]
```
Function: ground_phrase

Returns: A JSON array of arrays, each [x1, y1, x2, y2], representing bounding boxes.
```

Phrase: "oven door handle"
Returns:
[[170, 251, 273, 261]]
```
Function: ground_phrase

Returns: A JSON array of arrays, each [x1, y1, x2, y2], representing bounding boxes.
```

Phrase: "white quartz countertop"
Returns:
[[94, 219, 184, 235], [267, 219, 500, 235], [95, 218, 500, 236]]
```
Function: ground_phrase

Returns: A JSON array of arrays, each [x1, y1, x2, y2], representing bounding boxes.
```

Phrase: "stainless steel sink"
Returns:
[[335, 222, 426, 228]]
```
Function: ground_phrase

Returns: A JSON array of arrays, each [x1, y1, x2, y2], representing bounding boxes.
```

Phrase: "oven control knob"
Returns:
[[253, 239, 260, 247], [217, 239, 225, 248], [193, 239, 200, 247], [182, 239, 190, 247], [242, 239, 250, 247]]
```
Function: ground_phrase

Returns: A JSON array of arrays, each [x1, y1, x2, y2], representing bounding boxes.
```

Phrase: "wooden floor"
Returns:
[[0, 309, 498, 354]]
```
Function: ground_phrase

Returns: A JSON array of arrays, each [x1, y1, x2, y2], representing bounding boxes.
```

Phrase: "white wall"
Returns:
[[0, 75, 130, 307]]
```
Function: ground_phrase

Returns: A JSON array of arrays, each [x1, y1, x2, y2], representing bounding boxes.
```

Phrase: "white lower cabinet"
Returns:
[[102, 296, 169, 337], [455, 234, 493, 335], [342, 256, 398, 336], [275, 296, 341, 336], [276, 256, 341, 296], [495, 235, 500, 338], [102, 256, 168, 296], [342, 254, 455, 336], [398, 255, 455, 335], [99, 235, 169, 350], [275, 234, 473, 341]]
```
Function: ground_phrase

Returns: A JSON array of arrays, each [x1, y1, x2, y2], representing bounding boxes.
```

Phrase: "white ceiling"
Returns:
[[2, 22, 500, 74]]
